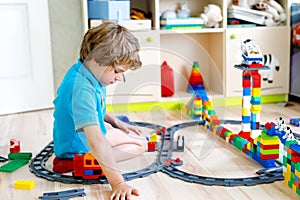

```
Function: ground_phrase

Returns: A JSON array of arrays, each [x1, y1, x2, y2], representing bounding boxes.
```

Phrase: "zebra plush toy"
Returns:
[[261, 54, 280, 83]]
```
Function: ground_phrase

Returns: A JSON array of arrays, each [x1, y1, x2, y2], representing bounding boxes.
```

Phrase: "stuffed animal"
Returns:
[[176, 2, 191, 18], [261, 54, 280, 83], [250, 0, 286, 25], [200, 4, 223, 28]]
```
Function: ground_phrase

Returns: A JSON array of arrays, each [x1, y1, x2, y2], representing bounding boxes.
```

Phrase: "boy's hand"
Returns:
[[111, 182, 140, 200], [116, 120, 142, 135]]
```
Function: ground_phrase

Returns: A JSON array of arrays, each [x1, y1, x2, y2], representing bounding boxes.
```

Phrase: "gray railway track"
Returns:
[[29, 121, 284, 186]]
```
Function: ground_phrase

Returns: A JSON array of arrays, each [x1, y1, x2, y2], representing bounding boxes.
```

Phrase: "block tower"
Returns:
[[238, 69, 264, 140]]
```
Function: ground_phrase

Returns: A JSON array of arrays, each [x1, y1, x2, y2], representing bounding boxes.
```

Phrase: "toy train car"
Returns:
[[241, 39, 264, 68], [73, 153, 105, 179]]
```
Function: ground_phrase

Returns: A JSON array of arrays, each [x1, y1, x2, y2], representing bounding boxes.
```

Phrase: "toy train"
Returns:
[[241, 39, 264, 68], [73, 153, 105, 180]]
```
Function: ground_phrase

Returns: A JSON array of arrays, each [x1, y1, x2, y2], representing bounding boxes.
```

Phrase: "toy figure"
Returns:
[[200, 4, 223, 28]]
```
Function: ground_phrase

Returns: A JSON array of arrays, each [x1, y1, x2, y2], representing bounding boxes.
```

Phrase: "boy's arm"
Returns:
[[83, 125, 139, 198]]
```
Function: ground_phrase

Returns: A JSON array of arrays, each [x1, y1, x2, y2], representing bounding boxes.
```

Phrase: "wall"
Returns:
[[48, 0, 84, 91]]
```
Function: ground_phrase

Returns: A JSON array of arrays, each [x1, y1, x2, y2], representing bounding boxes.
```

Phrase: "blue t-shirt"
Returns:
[[53, 59, 107, 158]]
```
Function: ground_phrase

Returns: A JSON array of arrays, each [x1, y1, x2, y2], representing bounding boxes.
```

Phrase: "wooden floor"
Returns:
[[1, 102, 300, 200]]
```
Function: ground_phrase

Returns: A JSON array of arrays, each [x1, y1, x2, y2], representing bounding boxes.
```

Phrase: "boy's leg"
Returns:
[[105, 122, 147, 162]]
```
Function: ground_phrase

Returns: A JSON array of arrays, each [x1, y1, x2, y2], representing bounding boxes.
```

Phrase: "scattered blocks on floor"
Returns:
[[14, 179, 35, 190]]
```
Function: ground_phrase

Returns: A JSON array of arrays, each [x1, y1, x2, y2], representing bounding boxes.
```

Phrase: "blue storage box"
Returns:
[[88, 0, 130, 21]]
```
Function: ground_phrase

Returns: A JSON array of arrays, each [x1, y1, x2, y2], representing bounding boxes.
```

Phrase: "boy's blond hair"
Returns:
[[80, 21, 142, 70]]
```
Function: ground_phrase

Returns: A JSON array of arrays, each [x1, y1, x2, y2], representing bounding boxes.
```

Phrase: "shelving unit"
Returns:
[[82, 0, 292, 106]]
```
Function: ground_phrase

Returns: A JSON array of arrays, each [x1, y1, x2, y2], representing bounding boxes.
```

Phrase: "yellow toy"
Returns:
[[14, 179, 35, 190]]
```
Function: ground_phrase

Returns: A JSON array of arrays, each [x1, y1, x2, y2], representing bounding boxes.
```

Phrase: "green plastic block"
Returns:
[[8, 152, 32, 160], [0, 159, 29, 172]]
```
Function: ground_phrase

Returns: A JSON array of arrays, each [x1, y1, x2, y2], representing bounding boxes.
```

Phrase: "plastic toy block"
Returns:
[[116, 115, 130, 123], [0, 159, 29, 172], [290, 118, 300, 127], [14, 180, 35, 190], [10, 139, 20, 153], [149, 133, 158, 142], [147, 142, 156, 152], [8, 152, 32, 160]]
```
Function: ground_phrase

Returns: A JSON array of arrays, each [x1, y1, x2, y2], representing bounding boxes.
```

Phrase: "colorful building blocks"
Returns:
[[0, 152, 32, 172], [14, 179, 35, 190], [187, 61, 205, 95]]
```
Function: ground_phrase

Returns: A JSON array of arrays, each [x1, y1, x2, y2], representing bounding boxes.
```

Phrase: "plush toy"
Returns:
[[249, 0, 286, 25], [200, 4, 223, 28], [176, 2, 191, 18], [261, 54, 280, 83]]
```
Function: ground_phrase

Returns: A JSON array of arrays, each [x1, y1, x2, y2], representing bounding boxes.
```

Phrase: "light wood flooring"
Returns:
[[1, 102, 300, 200]]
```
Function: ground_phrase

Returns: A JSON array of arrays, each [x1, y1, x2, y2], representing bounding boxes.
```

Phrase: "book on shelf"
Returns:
[[160, 17, 204, 26], [161, 24, 203, 30]]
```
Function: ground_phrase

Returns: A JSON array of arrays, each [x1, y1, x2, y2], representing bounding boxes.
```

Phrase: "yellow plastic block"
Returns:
[[292, 184, 297, 192], [252, 88, 261, 96], [250, 105, 262, 113], [150, 133, 158, 142], [14, 180, 35, 190], [296, 169, 300, 178], [242, 108, 250, 116], [259, 138, 280, 145]]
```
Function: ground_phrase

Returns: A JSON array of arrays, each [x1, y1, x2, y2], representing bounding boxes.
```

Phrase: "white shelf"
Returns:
[[159, 28, 224, 34]]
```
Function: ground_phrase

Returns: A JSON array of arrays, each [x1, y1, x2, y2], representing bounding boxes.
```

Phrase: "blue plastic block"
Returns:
[[290, 118, 300, 127], [243, 88, 251, 96], [242, 116, 251, 123], [290, 144, 300, 154], [116, 115, 130, 123], [252, 154, 276, 168]]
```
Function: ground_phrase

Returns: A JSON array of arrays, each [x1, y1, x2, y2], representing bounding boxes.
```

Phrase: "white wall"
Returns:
[[48, 0, 85, 91]]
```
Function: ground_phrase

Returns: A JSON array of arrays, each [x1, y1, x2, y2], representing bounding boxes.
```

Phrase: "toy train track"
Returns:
[[30, 121, 284, 186], [39, 188, 86, 200]]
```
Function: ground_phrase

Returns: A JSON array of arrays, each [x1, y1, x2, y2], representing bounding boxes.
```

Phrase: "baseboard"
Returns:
[[107, 94, 288, 112]]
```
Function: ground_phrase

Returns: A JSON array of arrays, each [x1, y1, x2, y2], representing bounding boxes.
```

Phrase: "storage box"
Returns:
[[88, 0, 130, 21], [89, 19, 151, 30], [119, 20, 151, 30]]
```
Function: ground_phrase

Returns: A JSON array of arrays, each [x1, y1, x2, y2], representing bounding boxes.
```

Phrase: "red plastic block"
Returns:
[[10, 139, 20, 153], [147, 142, 156, 152]]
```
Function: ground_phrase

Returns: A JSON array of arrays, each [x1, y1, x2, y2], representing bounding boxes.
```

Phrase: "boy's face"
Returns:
[[97, 65, 127, 87]]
